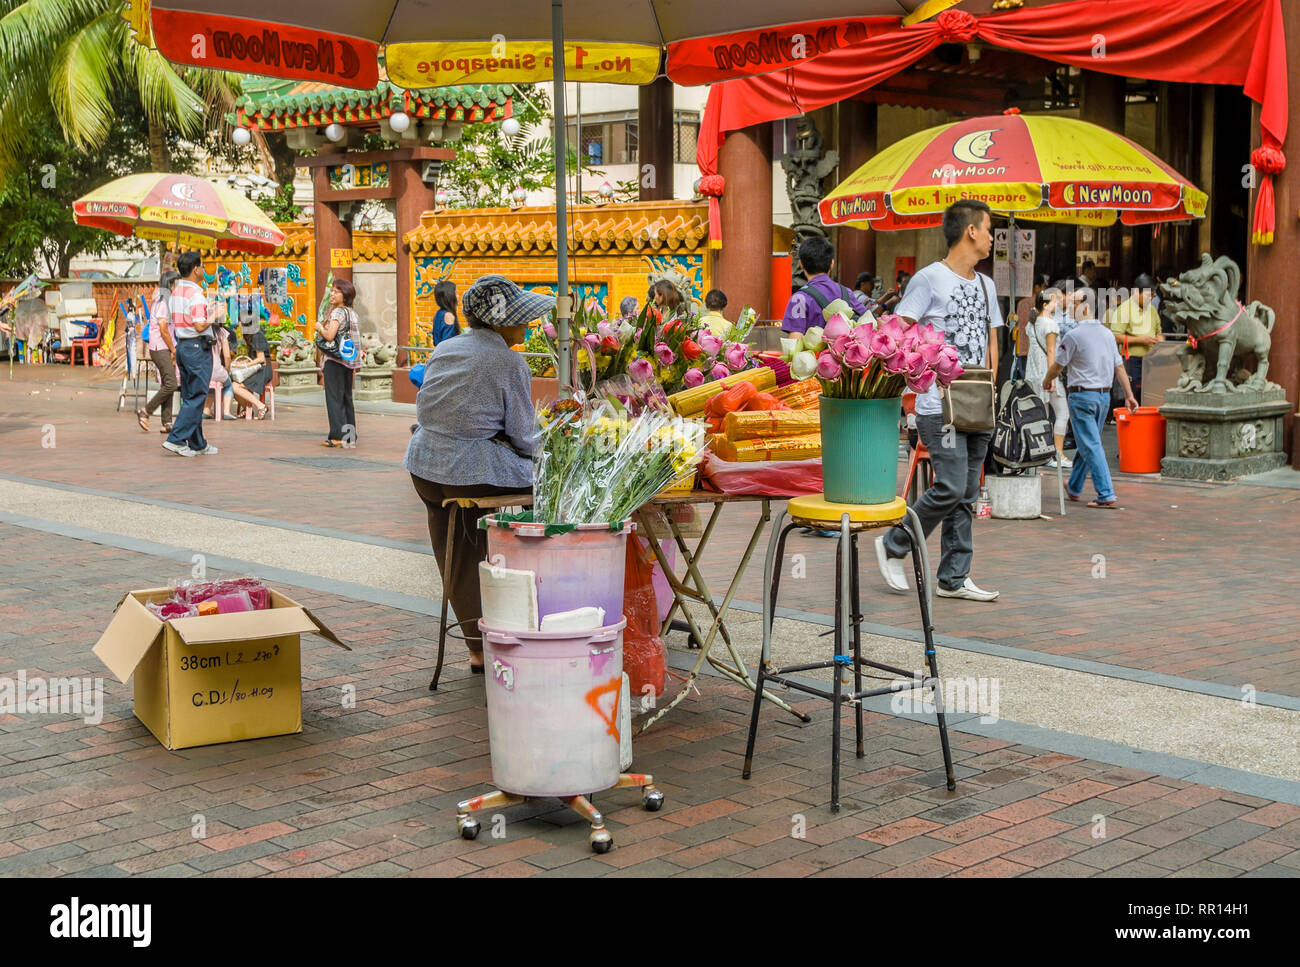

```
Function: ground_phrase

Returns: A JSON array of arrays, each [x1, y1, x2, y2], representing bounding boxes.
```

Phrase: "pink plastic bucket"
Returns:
[[480, 619, 626, 797], [483, 516, 633, 623]]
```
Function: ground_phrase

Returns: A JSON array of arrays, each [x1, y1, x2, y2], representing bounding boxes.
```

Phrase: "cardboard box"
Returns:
[[93, 588, 348, 750]]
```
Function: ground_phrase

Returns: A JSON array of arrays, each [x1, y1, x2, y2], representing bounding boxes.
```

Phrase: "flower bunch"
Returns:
[[532, 395, 709, 524], [538, 297, 638, 390], [629, 305, 761, 395], [811, 311, 965, 400]]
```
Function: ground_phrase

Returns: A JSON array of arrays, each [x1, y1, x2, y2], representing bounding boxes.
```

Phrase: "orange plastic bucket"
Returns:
[[1113, 406, 1166, 473]]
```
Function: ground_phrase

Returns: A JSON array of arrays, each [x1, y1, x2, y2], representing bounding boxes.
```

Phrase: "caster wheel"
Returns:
[[458, 817, 480, 840], [590, 829, 613, 854], [643, 790, 665, 812]]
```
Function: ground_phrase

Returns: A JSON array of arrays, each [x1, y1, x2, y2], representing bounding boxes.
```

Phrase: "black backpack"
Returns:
[[991, 380, 1056, 471]]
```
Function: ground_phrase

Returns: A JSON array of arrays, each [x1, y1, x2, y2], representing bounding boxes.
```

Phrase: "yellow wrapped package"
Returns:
[[668, 368, 776, 416], [723, 409, 820, 441], [771, 377, 822, 410], [714, 433, 822, 462]]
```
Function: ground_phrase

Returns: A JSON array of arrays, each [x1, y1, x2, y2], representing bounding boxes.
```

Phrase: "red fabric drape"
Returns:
[[694, 0, 1288, 245]]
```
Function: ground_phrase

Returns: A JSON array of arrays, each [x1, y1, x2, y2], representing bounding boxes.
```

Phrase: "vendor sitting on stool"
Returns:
[[404, 275, 553, 674]]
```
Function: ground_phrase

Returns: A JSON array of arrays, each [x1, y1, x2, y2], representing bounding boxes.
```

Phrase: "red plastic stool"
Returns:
[[903, 443, 933, 504]]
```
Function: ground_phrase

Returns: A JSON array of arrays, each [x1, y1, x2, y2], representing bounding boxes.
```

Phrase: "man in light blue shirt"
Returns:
[[1043, 317, 1137, 508]]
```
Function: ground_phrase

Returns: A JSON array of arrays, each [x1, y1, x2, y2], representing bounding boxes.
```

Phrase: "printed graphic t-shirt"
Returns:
[[896, 261, 1003, 417]]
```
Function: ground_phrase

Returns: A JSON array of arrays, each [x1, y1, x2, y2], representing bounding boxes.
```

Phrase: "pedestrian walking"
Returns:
[[1043, 308, 1138, 508], [162, 252, 217, 457], [875, 199, 1002, 602], [1105, 273, 1163, 403], [137, 269, 179, 434], [405, 275, 552, 673], [317, 278, 361, 448], [1024, 288, 1071, 468]]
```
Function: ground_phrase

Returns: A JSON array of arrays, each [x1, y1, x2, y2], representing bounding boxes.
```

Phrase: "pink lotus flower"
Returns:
[[914, 323, 946, 347], [883, 350, 911, 375], [832, 333, 855, 358], [710, 362, 730, 380], [655, 342, 676, 366], [907, 369, 938, 394], [899, 326, 921, 353], [683, 367, 705, 388], [584, 333, 600, 348], [905, 350, 930, 379], [698, 332, 722, 356], [724, 343, 748, 371], [934, 347, 964, 385], [596, 321, 615, 340], [628, 357, 655, 382], [816, 353, 843, 380], [917, 341, 945, 367], [843, 340, 872, 369], [543, 321, 557, 338], [822, 314, 850, 344], [868, 328, 899, 359]]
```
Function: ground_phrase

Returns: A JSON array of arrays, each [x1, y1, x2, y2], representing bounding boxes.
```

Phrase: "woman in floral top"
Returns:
[[316, 279, 361, 448]]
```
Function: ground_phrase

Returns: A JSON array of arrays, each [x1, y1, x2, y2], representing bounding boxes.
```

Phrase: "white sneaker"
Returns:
[[937, 578, 999, 602], [874, 536, 909, 594], [1047, 456, 1074, 469], [162, 440, 196, 457], [197, 444, 219, 455]]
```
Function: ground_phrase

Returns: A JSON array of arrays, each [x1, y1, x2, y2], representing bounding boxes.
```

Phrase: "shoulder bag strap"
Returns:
[[976, 274, 994, 368]]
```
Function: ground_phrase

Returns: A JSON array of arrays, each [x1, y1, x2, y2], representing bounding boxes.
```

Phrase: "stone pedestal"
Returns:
[[355, 367, 393, 401], [1159, 388, 1290, 480], [274, 364, 321, 394]]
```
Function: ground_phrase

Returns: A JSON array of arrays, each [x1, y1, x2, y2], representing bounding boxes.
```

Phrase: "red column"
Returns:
[[835, 100, 877, 286], [391, 159, 433, 367], [715, 123, 773, 320], [638, 77, 674, 202], [311, 166, 352, 316]]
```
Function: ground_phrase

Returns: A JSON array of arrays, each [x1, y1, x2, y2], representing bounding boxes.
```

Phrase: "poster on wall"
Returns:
[[993, 228, 1035, 298]]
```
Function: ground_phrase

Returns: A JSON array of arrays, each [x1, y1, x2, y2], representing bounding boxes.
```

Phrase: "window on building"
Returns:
[[673, 116, 699, 164]]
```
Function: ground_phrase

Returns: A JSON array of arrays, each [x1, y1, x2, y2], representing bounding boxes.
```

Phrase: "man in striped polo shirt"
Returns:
[[163, 252, 218, 457]]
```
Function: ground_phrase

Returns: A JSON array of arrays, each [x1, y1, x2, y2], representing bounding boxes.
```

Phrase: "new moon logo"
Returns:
[[169, 182, 197, 202], [1063, 183, 1076, 205], [953, 129, 999, 165]]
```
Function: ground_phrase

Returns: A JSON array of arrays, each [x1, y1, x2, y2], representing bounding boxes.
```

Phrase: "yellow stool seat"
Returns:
[[787, 493, 907, 529]]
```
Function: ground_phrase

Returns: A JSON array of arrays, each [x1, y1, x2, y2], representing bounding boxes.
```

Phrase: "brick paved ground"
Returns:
[[4, 367, 1299, 698], [1, 525, 1297, 877]]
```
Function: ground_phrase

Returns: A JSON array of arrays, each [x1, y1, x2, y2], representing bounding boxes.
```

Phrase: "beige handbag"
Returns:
[[940, 274, 997, 432]]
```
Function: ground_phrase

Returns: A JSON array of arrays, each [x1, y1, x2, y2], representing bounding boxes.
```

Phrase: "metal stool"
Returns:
[[428, 493, 533, 690], [742, 494, 956, 812]]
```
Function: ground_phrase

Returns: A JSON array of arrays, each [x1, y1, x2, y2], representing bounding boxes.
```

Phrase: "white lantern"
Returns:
[[598, 181, 613, 200], [232, 127, 252, 146], [389, 110, 411, 133], [511, 186, 527, 205], [324, 123, 345, 142], [435, 188, 450, 208], [501, 116, 521, 137]]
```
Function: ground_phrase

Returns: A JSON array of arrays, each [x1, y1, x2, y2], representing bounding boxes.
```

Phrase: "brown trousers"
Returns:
[[410, 474, 525, 656]]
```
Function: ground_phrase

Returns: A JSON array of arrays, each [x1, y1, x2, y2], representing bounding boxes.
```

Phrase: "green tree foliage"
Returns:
[[440, 84, 605, 207]]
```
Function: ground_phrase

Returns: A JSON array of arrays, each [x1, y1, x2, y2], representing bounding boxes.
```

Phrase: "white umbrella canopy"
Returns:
[[138, 0, 937, 386]]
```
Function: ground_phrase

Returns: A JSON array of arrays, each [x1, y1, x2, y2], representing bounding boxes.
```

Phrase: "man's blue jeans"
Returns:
[[166, 337, 212, 452], [1066, 389, 1115, 503], [884, 414, 991, 591]]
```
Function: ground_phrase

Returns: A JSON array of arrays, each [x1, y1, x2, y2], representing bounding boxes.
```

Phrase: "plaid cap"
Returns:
[[463, 275, 555, 329]]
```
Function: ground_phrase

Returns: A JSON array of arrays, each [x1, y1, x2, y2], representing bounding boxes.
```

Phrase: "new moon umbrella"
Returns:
[[818, 111, 1208, 231], [125, 0, 942, 388], [73, 173, 286, 255]]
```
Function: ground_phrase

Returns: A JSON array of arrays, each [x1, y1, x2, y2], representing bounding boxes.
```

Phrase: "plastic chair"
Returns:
[[69, 319, 103, 366], [241, 382, 275, 420], [903, 443, 933, 504]]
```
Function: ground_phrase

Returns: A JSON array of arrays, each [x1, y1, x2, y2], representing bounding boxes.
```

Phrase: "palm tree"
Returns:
[[0, 0, 232, 180]]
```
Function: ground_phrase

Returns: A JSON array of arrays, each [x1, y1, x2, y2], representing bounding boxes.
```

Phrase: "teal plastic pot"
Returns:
[[819, 395, 902, 504]]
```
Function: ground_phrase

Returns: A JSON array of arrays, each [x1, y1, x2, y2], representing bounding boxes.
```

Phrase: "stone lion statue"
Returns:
[[278, 329, 316, 364], [360, 333, 397, 368], [1160, 254, 1277, 394]]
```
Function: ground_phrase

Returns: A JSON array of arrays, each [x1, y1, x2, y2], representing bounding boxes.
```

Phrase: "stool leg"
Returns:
[[743, 513, 792, 780], [430, 504, 458, 690], [850, 532, 864, 760], [830, 514, 851, 812], [901, 513, 957, 793]]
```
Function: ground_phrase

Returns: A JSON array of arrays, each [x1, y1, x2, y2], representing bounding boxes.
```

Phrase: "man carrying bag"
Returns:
[[875, 199, 1002, 602]]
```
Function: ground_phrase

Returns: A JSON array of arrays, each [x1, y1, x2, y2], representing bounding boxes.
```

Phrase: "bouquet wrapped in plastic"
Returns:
[[533, 395, 709, 524]]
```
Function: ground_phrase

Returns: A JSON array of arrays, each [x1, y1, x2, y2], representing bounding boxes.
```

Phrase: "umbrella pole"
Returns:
[[551, 0, 572, 395]]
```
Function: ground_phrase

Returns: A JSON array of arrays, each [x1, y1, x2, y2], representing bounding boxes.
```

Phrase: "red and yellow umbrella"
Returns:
[[820, 112, 1207, 231], [73, 173, 286, 254]]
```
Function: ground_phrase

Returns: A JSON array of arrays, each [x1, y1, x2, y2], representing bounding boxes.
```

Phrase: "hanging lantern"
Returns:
[[435, 188, 450, 208], [324, 123, 346, 142], [501, 117, 521, 137], [232, 127, 252, 146], [511, 186, 527, 205], [389, 111, 411, 133], [598, 181, 614, 200]]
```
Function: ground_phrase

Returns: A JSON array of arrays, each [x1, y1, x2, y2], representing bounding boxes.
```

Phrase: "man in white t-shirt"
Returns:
[[875, 199, 1002, 602], [162, 251, 217, 457]]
